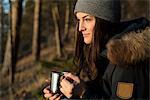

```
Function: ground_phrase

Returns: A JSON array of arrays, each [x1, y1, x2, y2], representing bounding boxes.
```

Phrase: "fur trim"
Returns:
[[106, 27, 150, 64]]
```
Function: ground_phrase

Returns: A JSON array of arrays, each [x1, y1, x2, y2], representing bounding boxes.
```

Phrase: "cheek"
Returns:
[[89, 24, 95, 37], [88, 23, 95, 33]]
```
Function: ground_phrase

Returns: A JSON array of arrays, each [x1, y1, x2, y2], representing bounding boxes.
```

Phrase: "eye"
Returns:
[[77, 19, 80, 22], [84, 18, 91, 22]]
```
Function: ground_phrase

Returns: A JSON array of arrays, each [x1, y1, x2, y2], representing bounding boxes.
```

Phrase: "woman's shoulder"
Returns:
[[119, 17, 150, 33], [106, 18, 150, 65]]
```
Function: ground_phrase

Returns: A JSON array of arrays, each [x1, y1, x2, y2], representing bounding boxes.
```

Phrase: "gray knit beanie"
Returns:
[[74, 0, 121, 23]]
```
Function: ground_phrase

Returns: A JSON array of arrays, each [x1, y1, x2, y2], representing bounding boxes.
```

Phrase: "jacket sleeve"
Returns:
[[81, 79, 103, 99]]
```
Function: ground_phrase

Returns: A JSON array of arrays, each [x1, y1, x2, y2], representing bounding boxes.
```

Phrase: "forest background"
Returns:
[[0, 0, 149, 99]]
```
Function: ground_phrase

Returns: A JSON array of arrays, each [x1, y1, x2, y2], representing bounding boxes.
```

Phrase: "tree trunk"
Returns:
[[2, 0, 22, 99], [52, 3, 62, 58], [0, 0, 3, 63], [63, 1, 70, 41], [32, 0, 42, 61], [2, 0, 23, 84]]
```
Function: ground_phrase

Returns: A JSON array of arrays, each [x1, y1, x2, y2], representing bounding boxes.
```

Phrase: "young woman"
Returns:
[[43, 0, 150, 99]]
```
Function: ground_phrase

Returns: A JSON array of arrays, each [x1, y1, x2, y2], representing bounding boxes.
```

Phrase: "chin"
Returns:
[[84, 40, 91, 44]]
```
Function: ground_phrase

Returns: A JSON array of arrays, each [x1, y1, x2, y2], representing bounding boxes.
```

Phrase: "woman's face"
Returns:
[[76, 12, 96, 44]]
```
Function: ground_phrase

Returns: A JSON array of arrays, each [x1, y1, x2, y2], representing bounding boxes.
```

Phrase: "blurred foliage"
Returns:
[[41, 57, 74, 71], [121, 0, 149, 20], [17, 0, 76, 59]]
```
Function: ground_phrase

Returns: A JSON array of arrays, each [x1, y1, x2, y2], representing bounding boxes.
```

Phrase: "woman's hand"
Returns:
[[59, 72, 82, 98], [43, 85, 62, 100]]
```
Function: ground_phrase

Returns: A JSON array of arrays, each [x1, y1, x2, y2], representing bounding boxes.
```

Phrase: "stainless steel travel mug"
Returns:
[[51, 71, 60, 93]]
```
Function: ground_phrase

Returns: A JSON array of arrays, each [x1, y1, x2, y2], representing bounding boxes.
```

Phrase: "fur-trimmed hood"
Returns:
[[106, 23, 150, 65]]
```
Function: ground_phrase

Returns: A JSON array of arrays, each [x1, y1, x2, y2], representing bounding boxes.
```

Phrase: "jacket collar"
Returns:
[[106, 17, 150, 65]]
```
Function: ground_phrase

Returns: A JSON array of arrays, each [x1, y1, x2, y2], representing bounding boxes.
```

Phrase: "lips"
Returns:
[[82, 33, 90, 37]]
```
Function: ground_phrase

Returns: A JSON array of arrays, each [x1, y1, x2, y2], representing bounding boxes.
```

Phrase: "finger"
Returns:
[[43, 80, 51, 89], [60, 75, 65, 81], [50, 94, 59, 100], [60, 79, 74, 95], [44, 93, 53, 98], [60, 78, 74, 89], [60, 87, 72, 98], [63, 73, 80, 83], [43, 86, 51, 94], [60, 87, 66, 95], [55, 94, 63, 100], [60, 87, 63, 92], [59, 85, 65, 94], [45, 79, 50, 83]]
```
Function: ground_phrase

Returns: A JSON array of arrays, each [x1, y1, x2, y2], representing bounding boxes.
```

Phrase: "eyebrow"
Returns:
[[77, 14, 91, 19], [82, 15, 90, 18]]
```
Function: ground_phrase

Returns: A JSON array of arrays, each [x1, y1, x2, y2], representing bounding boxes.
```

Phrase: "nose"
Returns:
[[78, 21, 85, 32]]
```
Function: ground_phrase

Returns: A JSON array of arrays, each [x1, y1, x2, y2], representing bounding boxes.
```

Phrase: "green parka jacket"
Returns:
[[79, 17, 150, 100]]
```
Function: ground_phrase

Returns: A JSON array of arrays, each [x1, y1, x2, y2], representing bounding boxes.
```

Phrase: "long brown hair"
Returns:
[[74, 17, 115, 78]]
